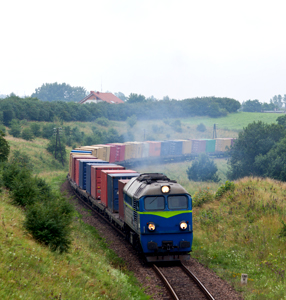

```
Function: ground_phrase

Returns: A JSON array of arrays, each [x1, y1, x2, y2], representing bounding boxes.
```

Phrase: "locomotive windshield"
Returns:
[[144, 196, 165, 210], [168, 195, 188, 210]]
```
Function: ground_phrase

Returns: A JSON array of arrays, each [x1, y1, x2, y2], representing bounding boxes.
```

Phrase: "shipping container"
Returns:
[[182, 140, 192, 154], [191, 139, 206, 153], [86, 163, 117, 195], [101, 170, 138, 207], [133, 142, 143, 159], [169, 140, 183, 156], [69, 152, 94, 176], [118, 179, 130, 220], [79, 159, 107, 189], [160, 141, 170, 157], [124, 143, 133, 160], [107, 173, 139, 212], [203, 139, 216, 153], [90, 164, 125, 199], [71, 155, 96, 181], [148, 141, 161, 157], [97, 145, 111, 162], [215, 138, 232, 152], [142, 142, 150, 158], [109, 145, 117, 163]]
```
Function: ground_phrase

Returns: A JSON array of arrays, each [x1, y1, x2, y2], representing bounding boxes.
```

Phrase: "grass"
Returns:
[[61, 112, 281, 142], [0, 188, 149, 300], [5, 136, 70, 176], [191, 177, 286, 300], [136, 158, 229, 195]]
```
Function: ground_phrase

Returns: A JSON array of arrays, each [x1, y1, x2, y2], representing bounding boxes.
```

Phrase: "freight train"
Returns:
[[68, 147, 193, 262], [71, 138, 235, 166]]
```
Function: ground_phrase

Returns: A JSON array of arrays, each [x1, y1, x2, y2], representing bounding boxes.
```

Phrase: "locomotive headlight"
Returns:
[[180, 221, 188, 230], [147, 222, 156, 231], [161, 185, 170, 193]]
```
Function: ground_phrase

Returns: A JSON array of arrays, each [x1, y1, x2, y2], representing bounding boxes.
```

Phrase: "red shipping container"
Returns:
[[100, 170, 138, 207], [108, 143, 126, 162], [116, 144, 125, 161], [109, 145, 117, 163], [148, 141, 161, 157], [75, 158, 102, 186], [118, 179, 130, 220], [90, 164, 125, 199], [71, 155, 95, 181], [191, 139, 206, 153]]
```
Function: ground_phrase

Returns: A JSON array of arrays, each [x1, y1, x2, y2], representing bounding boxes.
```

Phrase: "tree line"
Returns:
[[228, 115, 286, 181], [0, 94, 240, 125]]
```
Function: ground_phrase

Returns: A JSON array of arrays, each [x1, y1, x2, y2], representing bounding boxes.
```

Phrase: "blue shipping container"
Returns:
[[85, 163, 117, 194], [79, 159, 107, 190], [107, 173, 139, 212], [71, 150, 92, 154]]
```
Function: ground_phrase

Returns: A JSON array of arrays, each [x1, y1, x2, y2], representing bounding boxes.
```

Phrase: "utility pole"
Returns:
[[213, 124, 217, 139], [54, 127, 64, 166]]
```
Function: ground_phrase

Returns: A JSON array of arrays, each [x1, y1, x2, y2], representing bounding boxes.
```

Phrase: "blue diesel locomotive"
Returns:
[[123, 173, 193, 262]]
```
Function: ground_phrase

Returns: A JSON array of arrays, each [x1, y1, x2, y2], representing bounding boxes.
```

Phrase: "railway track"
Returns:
[[153, 262, 216, 300], [68, 178, 217, 299]]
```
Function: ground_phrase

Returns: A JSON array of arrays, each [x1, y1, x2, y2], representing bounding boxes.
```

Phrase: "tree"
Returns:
[[30, 123, 41, 137], [242, 100, 262, 112], [227, 121, 286, 180], [196, 123, 206, 132], [3, 109, 14, 126], [0, 131, 10, 162], [127, 93, 146, 103], [8, 120, 21, 137], [31, 82, 87, 102], [127, 115, 137, 128], [187, 154, 220, 182], [254, 137, 286, 181], [22, 127, 34, 141], [114, 92, 126, 101]]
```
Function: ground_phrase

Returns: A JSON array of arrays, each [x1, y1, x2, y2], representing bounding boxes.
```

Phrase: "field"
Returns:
[[192, 177, 286, 300], [2, 111, 285, 299], [59, 112, 281, 143]]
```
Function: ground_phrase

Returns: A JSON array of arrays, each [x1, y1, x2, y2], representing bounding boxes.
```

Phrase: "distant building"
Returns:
[[79, 91, 124, 104]]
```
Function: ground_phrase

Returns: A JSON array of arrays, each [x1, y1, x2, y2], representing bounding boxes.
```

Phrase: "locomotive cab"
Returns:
[[123, 173, 193, 262]]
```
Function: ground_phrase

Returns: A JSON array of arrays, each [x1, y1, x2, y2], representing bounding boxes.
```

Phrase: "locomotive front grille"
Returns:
[[162, 240, 173, 250]]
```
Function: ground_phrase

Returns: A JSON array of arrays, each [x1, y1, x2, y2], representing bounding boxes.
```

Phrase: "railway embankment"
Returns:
[[192, 176, 286, 299], [0, 183, 150, 300]]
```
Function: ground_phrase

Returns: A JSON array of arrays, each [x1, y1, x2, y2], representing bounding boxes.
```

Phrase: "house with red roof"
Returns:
[[79, 91, 124, 104]]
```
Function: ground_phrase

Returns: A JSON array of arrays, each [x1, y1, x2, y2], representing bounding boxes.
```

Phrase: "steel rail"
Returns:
[[180, 262, 216, 300], [152, 264, 180, 300]]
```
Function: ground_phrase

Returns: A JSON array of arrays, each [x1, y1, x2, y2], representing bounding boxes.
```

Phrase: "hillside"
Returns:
[[192, 177, 286, 300]]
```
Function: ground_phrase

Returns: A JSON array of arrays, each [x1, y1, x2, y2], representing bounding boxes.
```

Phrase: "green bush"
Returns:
[[8, 119, 21, 137], [2, 162, 23, 190], [0, 130, 10, 162], [196, 123, 206, 132], [187, 154, 220, 182], [193, 188, 214, 207], [30, 123, 41, 137], [127, 115, 137, 128], [171, 120, 182, 133], [278, 220, 286, 238], [24, 199, 74, 253], [215, 181, 235, 199], [11, 169, 38, 206], [96, 117, 109, 127], [22, 127, 34, 141], [2, 151, 33, 189], [0, 124, 6, 134]]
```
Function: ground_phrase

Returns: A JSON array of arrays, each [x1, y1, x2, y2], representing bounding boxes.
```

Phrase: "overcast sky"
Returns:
[[1, 0, 286, 102]]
